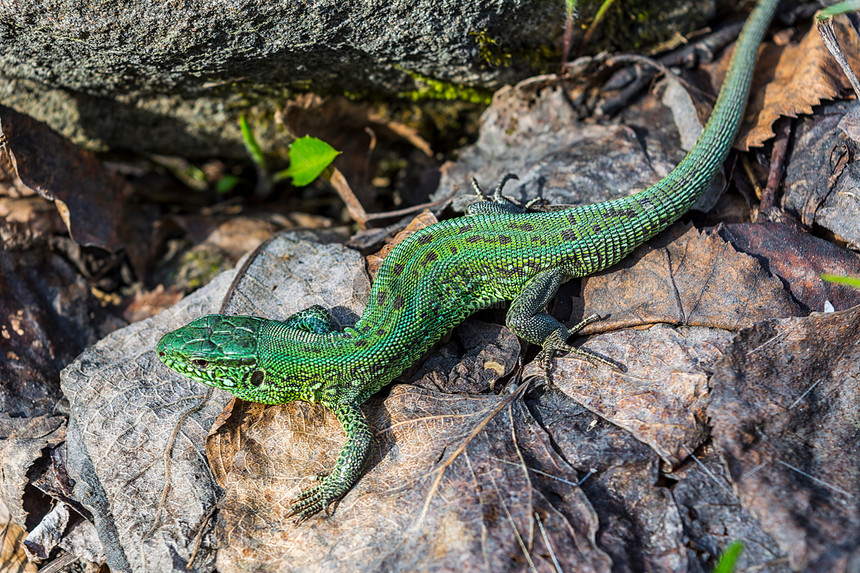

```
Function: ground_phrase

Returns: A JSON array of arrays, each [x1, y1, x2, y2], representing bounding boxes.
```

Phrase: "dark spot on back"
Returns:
[[498, 235, 512, 245], [354, 339, 370, 348], [421, 251, 439, 265], [392, 262, 405, 276], [416, 233, 434, 245], [520, 222, 535, 232], [465, 235, 483, 244], [392, 294, 405, 310], [458, 224, 474, 234], [377, 290, 388, 306], [561, 228, 578, 241], [449, 245, 458, 255]]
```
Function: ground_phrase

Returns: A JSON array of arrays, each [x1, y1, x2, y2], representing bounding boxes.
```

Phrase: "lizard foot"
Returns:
[[467, 174, 528, 216], [287, 473, 348, 525], [537, 314, 626, 377], [469, 173, 547, 212]]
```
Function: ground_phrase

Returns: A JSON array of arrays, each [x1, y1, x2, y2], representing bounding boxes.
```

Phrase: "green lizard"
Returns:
[[157, 0, 779, 523]]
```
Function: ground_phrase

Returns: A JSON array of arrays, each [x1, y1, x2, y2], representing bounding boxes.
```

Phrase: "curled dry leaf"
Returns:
[[719, 222, 860, 313], [0, 105, 129, 250], [781, 101, 860, 248], [0, 414, 65, 528], [735, 16, 860, 150]]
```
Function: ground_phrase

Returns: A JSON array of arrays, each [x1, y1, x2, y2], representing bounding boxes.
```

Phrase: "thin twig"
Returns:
[[535, 512, 563, 573], [34, 550, 79, 573], [777, 459, 853, 497], [363, 191, 456, 222], [817, 11, 860, 100], [415, 380, 530, 529]]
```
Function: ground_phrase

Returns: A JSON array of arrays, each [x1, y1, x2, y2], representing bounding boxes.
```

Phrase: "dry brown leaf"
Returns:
[[0, 507, 37, 573], [528, 325, 730, 467], [736, 16, 860, 150], [709, 306, 860, 570], [0, 415, 66, 532], [570, 225, 803, 335], [213, 386, 612, 573], [206, 400, 268, 487], [719, 222, 860, 312]]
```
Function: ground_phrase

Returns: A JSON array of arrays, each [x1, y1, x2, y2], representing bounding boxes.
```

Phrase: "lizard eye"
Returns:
[[249, 370, 265, 387], [193, 359, 209, 368]]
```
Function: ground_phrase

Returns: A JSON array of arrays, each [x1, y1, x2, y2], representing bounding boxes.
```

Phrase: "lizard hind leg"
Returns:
[[506, 268, 624, 376], [466, 173, 525, 216]]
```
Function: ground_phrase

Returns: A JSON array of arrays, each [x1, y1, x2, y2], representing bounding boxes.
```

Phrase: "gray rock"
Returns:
[[0, 0, 716, 157]]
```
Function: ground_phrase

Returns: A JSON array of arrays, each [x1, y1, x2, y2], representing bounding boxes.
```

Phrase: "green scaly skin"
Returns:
[[157, 0, 779, 524]]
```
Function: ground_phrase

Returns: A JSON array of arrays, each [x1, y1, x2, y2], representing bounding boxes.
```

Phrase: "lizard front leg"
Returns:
[[506, 268, 623, 373], [288, 400, 373, 524]]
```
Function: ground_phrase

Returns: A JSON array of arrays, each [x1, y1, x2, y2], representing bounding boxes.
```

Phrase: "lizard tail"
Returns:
[[623, 0, 779, 241]]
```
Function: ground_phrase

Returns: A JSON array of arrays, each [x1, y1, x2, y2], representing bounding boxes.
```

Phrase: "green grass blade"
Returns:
[[713, 541, 744, 573], [821, 274, 860, 288], [239, 115, 266, 171]]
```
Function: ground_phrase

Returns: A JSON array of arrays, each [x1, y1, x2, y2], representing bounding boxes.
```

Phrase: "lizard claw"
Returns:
[[288, 476, 342, 525]]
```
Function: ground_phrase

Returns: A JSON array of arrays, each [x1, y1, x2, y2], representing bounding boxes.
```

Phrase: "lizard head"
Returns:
[[157, 314, 283, 403]]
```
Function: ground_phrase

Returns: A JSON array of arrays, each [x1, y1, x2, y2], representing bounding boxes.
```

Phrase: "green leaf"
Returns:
[[275, 136, 340, 187], [186, 164, 206, 183], [215, 174, 241, 194], [713, 541, 744, 573], [821, 274, 860, 288]]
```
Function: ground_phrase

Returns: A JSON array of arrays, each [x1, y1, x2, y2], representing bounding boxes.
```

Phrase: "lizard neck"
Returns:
[[259, 318, 424, 402]]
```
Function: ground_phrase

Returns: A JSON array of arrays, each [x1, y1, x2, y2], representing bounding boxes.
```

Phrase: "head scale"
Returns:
[[157, 315, 275, 402]]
